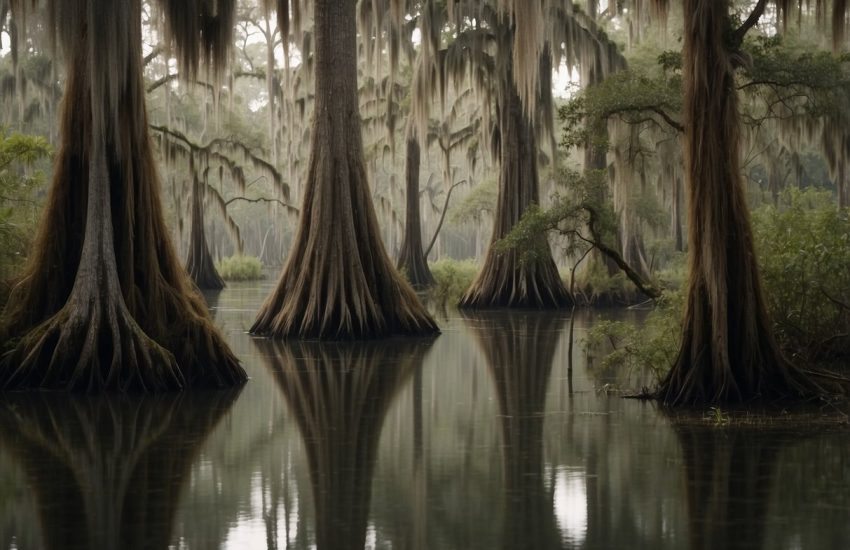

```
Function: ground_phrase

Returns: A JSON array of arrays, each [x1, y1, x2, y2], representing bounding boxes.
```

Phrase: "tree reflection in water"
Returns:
[[255, 336, 436, 550], [673, 422, 795, 550], [0, 390, 239, 549], [462, 311, 568, 550]]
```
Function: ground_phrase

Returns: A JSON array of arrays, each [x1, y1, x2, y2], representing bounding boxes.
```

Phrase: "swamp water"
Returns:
[[0, 281, 848, 549]]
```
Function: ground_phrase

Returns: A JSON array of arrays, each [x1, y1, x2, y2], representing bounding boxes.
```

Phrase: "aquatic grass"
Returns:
[[216, 255, 264, 281]]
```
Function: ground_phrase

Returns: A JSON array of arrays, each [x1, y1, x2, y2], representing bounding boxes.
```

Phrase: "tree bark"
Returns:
[[251, 0, 437, 339], [396, 134, 435, 289], [459, 67, 570, 309], [672, 175, 684, 252], [0, 8, 246, 391], [186, 172, 226, 290], [657, 0, 812, 406]]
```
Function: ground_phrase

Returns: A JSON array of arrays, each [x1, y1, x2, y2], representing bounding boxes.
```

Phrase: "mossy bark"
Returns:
[[251, 0, 437, 339], [459, 68, 570, 309], [186, 174, 225, 290], [657, 0, 812, 406], [0, 14, 245, 391], [397, 135, 435, 289]]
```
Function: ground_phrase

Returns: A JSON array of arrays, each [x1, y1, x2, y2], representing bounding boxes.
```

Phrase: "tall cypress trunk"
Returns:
[[186, 172, 225, 290], [397, 134, 435, 288], [459, 65, 570, 309], [0, 3, 245, 391], [657, 0, 811, 405], [252, 0, 437, 339]]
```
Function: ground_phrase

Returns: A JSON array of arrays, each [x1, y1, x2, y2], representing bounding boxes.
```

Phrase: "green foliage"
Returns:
[[450, 177, 498, 224], [216, 255, 264, 281], [586, 189, 850, 384], [0, 128, 52, 281], [584, 291, 683, 384], [429, 259, 478, 307], [574, 261, 632, 301], [743, 35, 850, 120], [559, 69, 683, 151], [496, 167, 617, 264], [753, 188, 850, 360]]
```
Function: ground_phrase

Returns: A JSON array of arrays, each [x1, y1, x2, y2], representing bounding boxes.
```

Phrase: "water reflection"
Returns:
[[254, 336, 436, 550], [1, 285, 848, 549], [673, 422, 791, 550], [0, 390, 239, 549], [462, 311, 570, 549]]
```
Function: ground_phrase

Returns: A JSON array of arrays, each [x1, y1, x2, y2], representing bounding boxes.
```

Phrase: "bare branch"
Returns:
[[223, 196, 297, 212], [734, 0, 769, 44], [424, 180, 467, 258]]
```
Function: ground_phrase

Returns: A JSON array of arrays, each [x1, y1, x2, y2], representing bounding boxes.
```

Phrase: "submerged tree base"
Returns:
[[458, 250, 571, 309]]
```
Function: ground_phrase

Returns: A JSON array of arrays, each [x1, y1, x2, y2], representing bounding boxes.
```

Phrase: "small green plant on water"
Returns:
[[706, 407, 730, 426], [216, 255, 264, 281]]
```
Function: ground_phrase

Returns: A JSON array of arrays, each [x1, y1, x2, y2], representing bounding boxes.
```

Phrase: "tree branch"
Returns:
[[143, 45, 164, 67], [223, 195, 297, 212], [424, 180, 466, 258], [734, 0, 769, 44], [582, 205, 663, 300], [605, 105, 684, 133]]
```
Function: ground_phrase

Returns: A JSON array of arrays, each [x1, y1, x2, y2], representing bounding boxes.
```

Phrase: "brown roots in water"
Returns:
[[0, 18, 245, 392], [251, 0, 437, 339]]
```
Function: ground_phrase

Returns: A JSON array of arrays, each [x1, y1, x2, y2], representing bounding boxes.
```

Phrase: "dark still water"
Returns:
[[0, 281, 848, 549]]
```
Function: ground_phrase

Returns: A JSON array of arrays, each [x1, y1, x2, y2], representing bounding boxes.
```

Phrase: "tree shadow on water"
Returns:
[[0, 389, 240, 549], [254, 336, 436, 550]]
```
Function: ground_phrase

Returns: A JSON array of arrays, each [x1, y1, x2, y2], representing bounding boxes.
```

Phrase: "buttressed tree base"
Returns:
[[251, 0, 438, 339], [0, 0, 247, 391]]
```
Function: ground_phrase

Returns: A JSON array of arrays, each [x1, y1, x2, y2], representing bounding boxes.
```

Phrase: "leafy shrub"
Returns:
[[753, 188, 850, 361], [216, 255, 264, 281], [429, 259, 479, 307], [0, 129, 52, 283], [584, 291, 683, 385], [585, 189, 850, 384]]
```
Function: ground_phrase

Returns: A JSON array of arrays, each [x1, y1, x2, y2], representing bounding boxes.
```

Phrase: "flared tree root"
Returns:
[[459, 249, 570, 309], [1, 294, 184, 392]]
